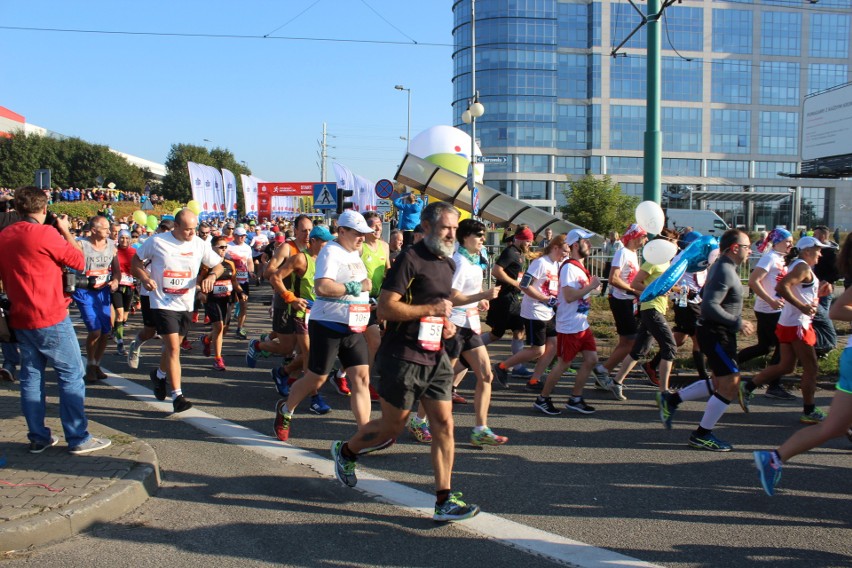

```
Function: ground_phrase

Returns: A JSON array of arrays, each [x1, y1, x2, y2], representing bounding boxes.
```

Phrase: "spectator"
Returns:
[[393, 191, 424, 247]]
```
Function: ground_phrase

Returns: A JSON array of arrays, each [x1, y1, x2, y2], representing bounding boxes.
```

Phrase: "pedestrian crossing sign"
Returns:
[[313, 183, 338, 210]]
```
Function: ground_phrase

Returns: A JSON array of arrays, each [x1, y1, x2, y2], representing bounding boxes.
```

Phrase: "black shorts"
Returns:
[[449, 326, 485, 357], [485, 293, 524, 338], [524, 317, 557, 347], [377, 350, 454, 411], [609, 296, 639, 337], [111, 286, 134, 311], [140, 295, 156, 329], [696, 323, 739, 377], [205, 298, 232, 325], [630, 309, 678, 361], [238, 281, 250, 299], [151, 309, 191, 338], [672, 302, 701, 336], [272, 295, 291, 334], [307, 320, 369, 376]]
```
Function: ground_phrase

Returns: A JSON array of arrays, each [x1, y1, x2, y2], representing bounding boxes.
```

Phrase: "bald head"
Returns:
[[173, 209, 198, 242]]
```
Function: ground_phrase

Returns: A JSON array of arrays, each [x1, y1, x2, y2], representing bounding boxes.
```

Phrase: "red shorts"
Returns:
[[775, 324, 816, 346], [556, 329, 597, 362]]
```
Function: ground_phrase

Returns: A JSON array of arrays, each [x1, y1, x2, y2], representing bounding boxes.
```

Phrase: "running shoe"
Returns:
[[368, 384, 380, 402], [493, 364, 510, 389], [180, 338, 193, 351], [641, 362, 659, 387], [764, 385, 797, 401], [0, 368, 13, 383], [236, 328, 248, 340], [191, 312, 199, 323], [201, 335, 211, 358], [273, 399, 292, 441], [331, 371, 351, 396], [753, 450, 782, 496], [330, 440, 357, 487], [800, 407, 828, 424], [69, 436, 112, 455], [116, 342, 126, 357], [172, 395, 193, 413], [213, 357, 227, 371], [85, 364, 99, 383], [610, 382, 627, 401], [688, 432, 732, 452], [470, 427, 508, 446], [127, 339, 141, 369], [738, 381, 753, 413], [447, 389, 465, 404], [407, 416, 432, 443], [565, 397, 596, 414], [95, 366, 108, 381], [512, 367, 533, 378], [433, 491, 480, 522], [29, 435, 59, 454], [533, 395, 561, 416], [593, 365, 611, 390], [203, 315, 211, 325], [309, 394, 332, 415], [149, 369, 167, 401], [525, 379, 544, 392], [272, 367, 290, 397], [246, 339, 261, 368], [656, 391, 676, 429]]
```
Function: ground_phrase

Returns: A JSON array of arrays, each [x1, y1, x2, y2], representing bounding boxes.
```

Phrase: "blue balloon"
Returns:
[[682, 235, 719, 273], [640, 257, 688, 303], [639, 235, 719, 303]]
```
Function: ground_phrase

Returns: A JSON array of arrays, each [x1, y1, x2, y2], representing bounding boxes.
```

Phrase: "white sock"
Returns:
[[677, 379, 714, 403], [156, 369, 167, 380], [699, 393, 731, 431], [171, 389, 182, 400]]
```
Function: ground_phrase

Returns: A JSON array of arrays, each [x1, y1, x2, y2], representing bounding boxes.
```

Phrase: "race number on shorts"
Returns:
[[466, 308, 481, 334]]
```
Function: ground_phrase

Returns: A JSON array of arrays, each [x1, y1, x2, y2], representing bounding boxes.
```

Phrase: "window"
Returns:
[[711, 109, 751, 154], [707, 160, 749, 178], [808, 64, 848, 95], [754, 161, 797, 178], [759, 111, 798, 155], [761, 12, 801, 56], [610, 105, 646, 150], [760, 61, 800, 106], [557, 104, 590, 150], [663, 159, 701, 176], [558, 53, 590, 99], [810, 13, 850, 58], [608, 157, 644, 175], [555, 156, 587, 175], [558, 2, 590, 48], [663, 107, 702, 152], [518, 155, 550, 173], [712, 60, 752, 104], [611, 55, 646, 99], [519, 180, 547, 200], [713, 9, 753, 54]]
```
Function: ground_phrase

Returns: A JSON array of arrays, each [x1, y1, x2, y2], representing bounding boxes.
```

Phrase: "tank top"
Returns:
[[77, 238, 116, 290], [778, 258, 819, 329], [361, 241, 388, 298], [293, 252, 317, 319]]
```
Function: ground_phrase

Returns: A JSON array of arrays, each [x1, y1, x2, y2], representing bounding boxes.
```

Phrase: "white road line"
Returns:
[[102, 370, 660, 568]]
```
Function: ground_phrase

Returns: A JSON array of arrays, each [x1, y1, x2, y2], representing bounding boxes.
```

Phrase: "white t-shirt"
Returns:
[[753, 249, 788, 314], [556, 260, 592, 334], [778, 259, 819, 329], [251, 233, 269, 257], [450, 251, 483, 328], [310, 241, 369, 324], [609, 247, 640, 300], [135, 232, 221, 312], [520, 255, 560, 321], [226, 242, 253, 283]]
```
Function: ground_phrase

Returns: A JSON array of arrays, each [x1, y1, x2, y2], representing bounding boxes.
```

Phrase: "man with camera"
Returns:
[[0, 186, 111, 454]]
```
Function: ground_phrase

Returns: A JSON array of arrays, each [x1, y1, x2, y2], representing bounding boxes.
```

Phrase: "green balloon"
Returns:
[[146, 215, 158, 231]]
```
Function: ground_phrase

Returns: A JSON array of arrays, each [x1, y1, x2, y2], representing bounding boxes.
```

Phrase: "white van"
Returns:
[[666, 208, 730, 235]]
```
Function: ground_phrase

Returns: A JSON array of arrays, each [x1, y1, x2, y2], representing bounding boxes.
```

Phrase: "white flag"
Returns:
[[222, 168, 238, 220], [187, 162, 205, 205]]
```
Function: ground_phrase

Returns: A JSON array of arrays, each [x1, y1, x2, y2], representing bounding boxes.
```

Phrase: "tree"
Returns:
[[162, 143, 251, 209], [559, 174, 639, 235]]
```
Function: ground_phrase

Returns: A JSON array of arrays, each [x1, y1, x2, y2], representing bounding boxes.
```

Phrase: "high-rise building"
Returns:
[[452, 0, 852, 231]]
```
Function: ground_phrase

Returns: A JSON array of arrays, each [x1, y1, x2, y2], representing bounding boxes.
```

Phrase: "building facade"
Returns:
[[452, 0, 852, 231]]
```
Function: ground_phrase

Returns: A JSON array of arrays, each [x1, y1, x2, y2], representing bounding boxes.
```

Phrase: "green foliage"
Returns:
[[559, 174, 639, 235], [162, 144, 251, 212], [49, 200, 185, 221], [0, 133, 147, 191]]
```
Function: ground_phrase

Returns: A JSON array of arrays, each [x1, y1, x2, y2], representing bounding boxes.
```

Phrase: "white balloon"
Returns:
[[635, 201, 666, 235], [642, 239, 678, 265]]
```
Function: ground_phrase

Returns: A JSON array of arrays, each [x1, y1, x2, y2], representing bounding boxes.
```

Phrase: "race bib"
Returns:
[[119, 273, 134, 287], [348, 303, 370, 332], [212, 280, 232, 298], [86, 267, 109, 289], [418, 316, 444, 351], [236, 271, 249, 282], [466, 308, 481, 335], [163, 270, 192, 295]]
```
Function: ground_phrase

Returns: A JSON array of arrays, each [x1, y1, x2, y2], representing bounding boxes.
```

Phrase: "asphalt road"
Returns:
[[4, 283, 850, 567]]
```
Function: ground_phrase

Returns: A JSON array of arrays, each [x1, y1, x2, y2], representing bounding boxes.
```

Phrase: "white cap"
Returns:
[[566, 228, 595, 246], [234, 227, 247, 236], [337, 210, 373, 234], [796, 236, 828, 250]]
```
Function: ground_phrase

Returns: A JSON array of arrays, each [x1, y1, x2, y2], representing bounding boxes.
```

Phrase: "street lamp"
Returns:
[[460, 0, 483, 212], [394, 85, 411, 153]]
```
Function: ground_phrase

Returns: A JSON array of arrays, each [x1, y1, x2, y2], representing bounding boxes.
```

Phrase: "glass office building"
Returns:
[[452, 0, 852, 230]]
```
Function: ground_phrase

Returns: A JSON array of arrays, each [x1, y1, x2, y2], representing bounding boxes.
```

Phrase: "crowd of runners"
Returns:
[[2, 190, 851, 519]]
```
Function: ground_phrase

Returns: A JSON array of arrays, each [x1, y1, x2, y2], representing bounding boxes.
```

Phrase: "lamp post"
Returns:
[[394, 85, 411, 153], [461, 0, 484, 214]]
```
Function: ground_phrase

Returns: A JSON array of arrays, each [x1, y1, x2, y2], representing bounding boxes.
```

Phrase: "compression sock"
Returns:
[[676, 378, 714, 403], [114, 321, 124, 341], [699, 392, 732, 431], [511, 338, 524, 356]]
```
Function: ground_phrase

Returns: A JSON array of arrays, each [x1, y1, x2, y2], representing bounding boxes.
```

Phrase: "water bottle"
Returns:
[[63, 267, 76, 294], [678, 288, 688, 308]]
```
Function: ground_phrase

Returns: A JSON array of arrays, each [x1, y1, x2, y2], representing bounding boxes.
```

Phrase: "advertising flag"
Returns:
[[222, 168, 238, 219]]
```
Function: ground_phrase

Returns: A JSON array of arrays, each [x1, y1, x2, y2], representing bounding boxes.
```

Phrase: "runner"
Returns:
[[72, 215, 120, 383], [111, 230, 136, 357], [656, 229, 755, 451], [132, 209, 225, 413], [753, 232, 852, 496], [227, 227, 254, 339], [360, 211, 390, 400], [533, 229, 601, 416], [272, 211, 374, 441], [739, 236, 831, 424], [200, 236, 245, 371], [670, 231, 711, 383], [330, 202, 482, 522]]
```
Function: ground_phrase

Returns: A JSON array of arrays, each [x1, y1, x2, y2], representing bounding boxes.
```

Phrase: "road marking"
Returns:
[[102, 371, 660, 568]]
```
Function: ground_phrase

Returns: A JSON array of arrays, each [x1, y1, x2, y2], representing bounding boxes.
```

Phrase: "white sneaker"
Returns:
[[593, 365, 612, 390], [69, 437, 112, 455], [610, 382, 627, 401], [127, 339, 141, 369]]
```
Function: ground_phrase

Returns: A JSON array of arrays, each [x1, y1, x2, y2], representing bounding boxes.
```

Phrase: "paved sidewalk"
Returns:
[[0, 384, 159, 552]]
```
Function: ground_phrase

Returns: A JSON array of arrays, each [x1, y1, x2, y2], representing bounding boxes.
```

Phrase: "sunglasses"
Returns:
[[215, 246, 228, 250], [200, 232, 211, 236]]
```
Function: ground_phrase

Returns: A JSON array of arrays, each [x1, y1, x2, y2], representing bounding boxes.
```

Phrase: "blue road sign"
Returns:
[[475, 155, 508, 165], [375, 179, 394, 199], [313, 183, 338, 210]]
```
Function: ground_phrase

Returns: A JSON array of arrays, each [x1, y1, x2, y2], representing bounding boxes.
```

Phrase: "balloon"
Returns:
[[187, 200, 202, 215], [132, 210, 147, 225], [681, 235, 720, 273], [146, 215, 158, 231], [173, 208, 182, 217], [642, 238, 678, 265], [640, 256, 688, 303], [635, 201, 665, 235]]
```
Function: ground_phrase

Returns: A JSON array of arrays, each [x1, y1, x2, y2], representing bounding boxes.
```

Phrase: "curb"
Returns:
[[0, 437, 160, 553]]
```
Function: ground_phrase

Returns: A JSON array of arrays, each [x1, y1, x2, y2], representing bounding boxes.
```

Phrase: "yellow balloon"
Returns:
[[458, 208, 471, 221], [174, 208, 182, 217], [132, 210, 147, 225], [186, 200, 202, 215]]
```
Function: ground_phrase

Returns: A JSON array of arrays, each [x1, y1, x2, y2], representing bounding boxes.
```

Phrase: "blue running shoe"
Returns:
[[753, 450, 782, 496], [331, 441, 357, 487], [309, 393, 331, 415], [272, 367, 290, 397], [246, 339, 260, 368], [433, 491, 480, 522], [688, 432, 732, 452], [656, 391, 676, 429]]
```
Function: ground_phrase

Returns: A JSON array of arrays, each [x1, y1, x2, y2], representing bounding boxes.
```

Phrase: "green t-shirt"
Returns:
[[639, 261, 669, 314]]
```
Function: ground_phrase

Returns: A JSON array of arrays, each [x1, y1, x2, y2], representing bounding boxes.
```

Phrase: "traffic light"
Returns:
[[336, 187, 354, 215]]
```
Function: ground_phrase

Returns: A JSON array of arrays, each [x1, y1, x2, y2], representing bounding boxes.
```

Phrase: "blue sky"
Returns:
[[0, 1, 454, 183]]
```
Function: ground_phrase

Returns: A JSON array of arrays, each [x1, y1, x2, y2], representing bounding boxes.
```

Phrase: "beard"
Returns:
[[424, 233, 455, 258]]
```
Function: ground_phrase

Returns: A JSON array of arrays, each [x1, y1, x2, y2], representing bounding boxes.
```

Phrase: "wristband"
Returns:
[[343, 281, 362, 296], [281, 290, 297, 303]]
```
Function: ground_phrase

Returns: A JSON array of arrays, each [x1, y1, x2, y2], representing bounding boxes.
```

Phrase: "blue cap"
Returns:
[[309, 225, 334, 242]]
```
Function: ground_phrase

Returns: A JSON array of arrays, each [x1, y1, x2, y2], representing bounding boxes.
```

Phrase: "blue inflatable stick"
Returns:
[[639, 235, 718, 302]]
